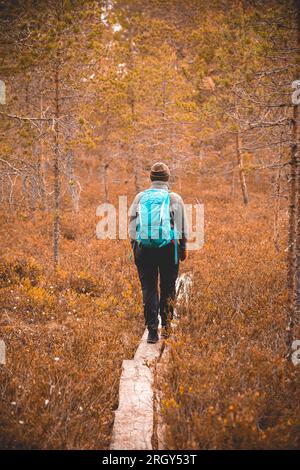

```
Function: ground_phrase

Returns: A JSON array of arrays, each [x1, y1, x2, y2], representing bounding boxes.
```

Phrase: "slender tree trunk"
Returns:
[[273, 167, 281, 252], [288, 103, 299, 352], [133, 150, 142, 193], [128, 36, 142, 194], [38, 90, 46, 211], [273, 134, 284, 252], [66, 132, 81, 213], [287, 0, 300, 355], [53, 57, 61, 269], [230, 167, 236, 198], [130, 95, 141, 193], [37, 145, 46, 210], [294, 107, 300, 319], [235, 130, 249, 205], [29, 176, 36, 215], [294, 4, 300, 357], [234, 3, 249, 206], [103, 162, 109, 202]]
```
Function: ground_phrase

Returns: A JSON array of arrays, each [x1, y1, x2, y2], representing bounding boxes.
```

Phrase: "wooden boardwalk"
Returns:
[[109, 273, 192, 450], [110, 326, 163, 450]]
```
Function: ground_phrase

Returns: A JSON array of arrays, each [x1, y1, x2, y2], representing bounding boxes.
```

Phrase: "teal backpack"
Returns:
[[136, 188, 178, 264]]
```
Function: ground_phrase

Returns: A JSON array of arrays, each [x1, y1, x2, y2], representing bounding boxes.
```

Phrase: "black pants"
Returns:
[[134, 242, 179, 332]]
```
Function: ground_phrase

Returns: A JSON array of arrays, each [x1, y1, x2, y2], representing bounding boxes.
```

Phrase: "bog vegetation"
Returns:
[[0, 0, 300, 449]]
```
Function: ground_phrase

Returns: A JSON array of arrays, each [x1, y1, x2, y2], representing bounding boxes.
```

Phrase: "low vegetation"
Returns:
[[160, 189, 300, 449], [0, 210, 143, 449]]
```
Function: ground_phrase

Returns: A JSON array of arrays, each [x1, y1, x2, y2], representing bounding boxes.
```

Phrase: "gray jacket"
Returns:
[[128, 180, 188, 250]]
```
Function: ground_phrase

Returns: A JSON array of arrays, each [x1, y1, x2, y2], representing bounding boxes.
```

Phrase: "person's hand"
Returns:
[[179, 248, 187, 262]]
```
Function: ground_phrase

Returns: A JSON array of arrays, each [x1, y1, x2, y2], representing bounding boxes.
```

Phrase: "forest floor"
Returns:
[[0, 196, 144, 449], [0, 176, 299, 449]]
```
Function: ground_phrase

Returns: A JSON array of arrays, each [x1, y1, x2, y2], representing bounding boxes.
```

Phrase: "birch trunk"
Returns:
[[235, 130, 249, 205]]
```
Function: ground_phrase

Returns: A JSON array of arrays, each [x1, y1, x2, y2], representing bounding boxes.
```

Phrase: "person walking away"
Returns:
[[129, 162, 188, 344]]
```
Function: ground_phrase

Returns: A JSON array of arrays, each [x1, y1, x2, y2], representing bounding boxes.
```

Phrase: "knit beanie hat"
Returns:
[[150, 162, 170, 182]]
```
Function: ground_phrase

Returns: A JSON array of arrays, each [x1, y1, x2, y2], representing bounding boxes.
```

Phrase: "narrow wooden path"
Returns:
[[110, 326, 163, 450], [109, 273, 192, 451]]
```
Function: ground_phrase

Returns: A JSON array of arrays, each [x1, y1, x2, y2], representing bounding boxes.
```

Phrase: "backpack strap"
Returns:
[[174, 237, 178, 265], [159, 191, 169, 223]]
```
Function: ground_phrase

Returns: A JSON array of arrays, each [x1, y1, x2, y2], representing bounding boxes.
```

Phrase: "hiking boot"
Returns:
[[147, 329, 159, 344], [161, 325, 172, 338]]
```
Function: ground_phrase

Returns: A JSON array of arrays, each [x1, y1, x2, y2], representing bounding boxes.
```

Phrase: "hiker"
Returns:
[[129, 162, 188, 344]]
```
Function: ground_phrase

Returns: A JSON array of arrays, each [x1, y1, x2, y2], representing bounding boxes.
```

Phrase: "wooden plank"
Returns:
[[110, 272, 192, 450]]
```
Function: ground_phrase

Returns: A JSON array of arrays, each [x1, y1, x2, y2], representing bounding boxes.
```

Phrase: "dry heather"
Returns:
[[0, 209, 144, 449], [160, 188, 300, 449], [1, 177, 299, 450]]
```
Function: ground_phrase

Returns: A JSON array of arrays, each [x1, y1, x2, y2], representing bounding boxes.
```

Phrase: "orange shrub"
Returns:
[[160, 195, 300, 449], [0, 210, 143, 449]]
